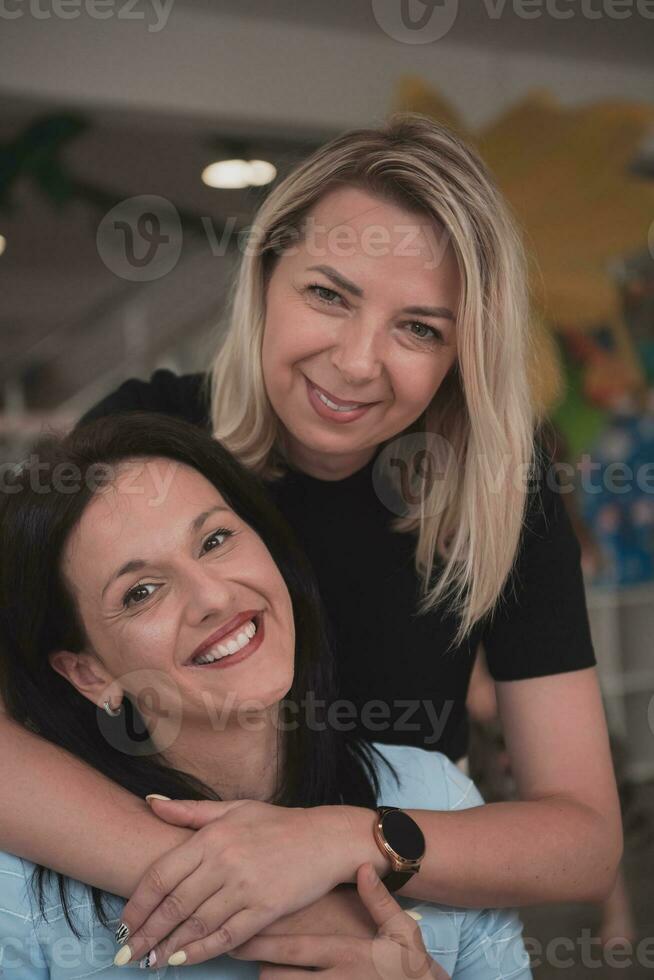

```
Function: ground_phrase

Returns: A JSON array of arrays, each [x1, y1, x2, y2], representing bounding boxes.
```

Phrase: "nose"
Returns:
[[330, 318, 383, 386], [179, 559, 235, 626]]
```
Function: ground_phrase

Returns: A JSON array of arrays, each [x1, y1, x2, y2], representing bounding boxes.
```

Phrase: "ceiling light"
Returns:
[[201, 159, 276, 189]]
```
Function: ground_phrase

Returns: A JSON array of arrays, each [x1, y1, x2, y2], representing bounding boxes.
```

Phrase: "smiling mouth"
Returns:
[[186, 612, 264, 666], [305, 377, 379, 412]]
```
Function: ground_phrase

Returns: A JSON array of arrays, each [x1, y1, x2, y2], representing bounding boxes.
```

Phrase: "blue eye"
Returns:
[[307, 283, 342, 306], [406, 321, 442, 343]]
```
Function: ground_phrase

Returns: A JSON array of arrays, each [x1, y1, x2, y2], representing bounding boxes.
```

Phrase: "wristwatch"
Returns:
[[372, 806, 426, 893]]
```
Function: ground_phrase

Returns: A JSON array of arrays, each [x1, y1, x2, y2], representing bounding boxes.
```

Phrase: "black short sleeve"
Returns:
[[76, 369, 210, 431], [482, 444, 597, 682]]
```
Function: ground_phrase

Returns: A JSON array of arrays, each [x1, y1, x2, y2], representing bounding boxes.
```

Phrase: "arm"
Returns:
[[340, 666, 623, 907], [0, 714, 192, 897]]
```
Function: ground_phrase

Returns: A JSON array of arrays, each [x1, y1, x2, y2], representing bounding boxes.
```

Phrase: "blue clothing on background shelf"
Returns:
[[0, 743, 532, 979]]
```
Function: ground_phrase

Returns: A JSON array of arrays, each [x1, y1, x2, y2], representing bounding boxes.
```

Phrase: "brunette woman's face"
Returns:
[[261, 185, 460, 472], [51, 459, 295, 728]]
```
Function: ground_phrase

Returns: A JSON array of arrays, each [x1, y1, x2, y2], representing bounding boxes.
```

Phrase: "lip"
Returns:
[[185, 609, 263, 665], [186, 613, 265, 671], [304, 377, 379, 424]]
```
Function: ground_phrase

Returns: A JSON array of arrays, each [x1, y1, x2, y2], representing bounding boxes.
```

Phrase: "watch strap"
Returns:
[[380, 868, 415, 893]]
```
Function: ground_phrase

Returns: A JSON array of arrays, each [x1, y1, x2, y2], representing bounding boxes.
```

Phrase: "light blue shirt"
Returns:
[[0, 743, 532, 978]]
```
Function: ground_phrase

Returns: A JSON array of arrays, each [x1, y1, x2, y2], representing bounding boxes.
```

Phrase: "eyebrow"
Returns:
[[305, 264, 456, 321], [101, 505, 230, 599]]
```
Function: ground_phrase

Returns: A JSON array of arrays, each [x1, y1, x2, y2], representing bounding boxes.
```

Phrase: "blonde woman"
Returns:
[[0, 114, 621, 968]]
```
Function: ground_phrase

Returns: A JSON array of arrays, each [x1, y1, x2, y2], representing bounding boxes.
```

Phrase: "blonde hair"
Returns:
[[208, 112, 538, 646]]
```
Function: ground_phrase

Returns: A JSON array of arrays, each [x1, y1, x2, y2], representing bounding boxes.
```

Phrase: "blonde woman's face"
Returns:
[[261, 186, 460, 473]]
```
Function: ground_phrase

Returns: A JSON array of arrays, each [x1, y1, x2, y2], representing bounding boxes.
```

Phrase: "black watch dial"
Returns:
[[382, 810, 425, 861]]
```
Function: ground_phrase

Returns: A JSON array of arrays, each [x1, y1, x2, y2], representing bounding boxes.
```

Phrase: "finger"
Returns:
[[228, 933, 345, 968], [145, 797, 247, 829], [145, 890, 247, 967], [160, 911, 322, 967], [355, 864, 408, 931], [116, 844, 203, 943], [119, 878, 237, 964]]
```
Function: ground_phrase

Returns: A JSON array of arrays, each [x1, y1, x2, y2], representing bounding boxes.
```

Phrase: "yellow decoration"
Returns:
[[393, 78, 654, 411]]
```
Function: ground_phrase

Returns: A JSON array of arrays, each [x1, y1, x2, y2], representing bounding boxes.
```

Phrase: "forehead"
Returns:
[[63, 460, 228, 571], [279, 185, 454, 285]]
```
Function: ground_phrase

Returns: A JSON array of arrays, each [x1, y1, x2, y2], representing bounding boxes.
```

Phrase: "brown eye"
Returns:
[[123, 583, 157, 609], [201, 528, 234, 554]]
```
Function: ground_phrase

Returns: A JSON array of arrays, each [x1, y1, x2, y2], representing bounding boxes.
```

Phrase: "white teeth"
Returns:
[[315, 388, 361, 412], [190, 619, 258, 665]]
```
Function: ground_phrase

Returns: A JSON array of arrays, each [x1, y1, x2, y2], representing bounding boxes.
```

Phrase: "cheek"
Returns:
[[388, 357, 451, 415]]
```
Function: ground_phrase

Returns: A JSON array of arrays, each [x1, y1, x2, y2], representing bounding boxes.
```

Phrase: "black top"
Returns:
[[78, 369, 597, 761]]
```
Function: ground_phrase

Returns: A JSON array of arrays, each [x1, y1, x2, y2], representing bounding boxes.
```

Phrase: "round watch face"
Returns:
[[382, 810, 425, 861]]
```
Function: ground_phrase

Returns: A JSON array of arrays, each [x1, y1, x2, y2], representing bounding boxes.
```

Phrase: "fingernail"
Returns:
[[139, 950, 157, 969], [115, 922, 130, 944], [113, 945, 133, 967], [145, 794, 171, 803], [168, 951, 187, 966], [406, 909, 423, 921]]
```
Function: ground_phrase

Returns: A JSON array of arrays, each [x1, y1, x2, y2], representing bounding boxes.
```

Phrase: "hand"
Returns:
[[114, 796, 365, 968], [229, 863, 449, 979], [261, 884, 378, 941]]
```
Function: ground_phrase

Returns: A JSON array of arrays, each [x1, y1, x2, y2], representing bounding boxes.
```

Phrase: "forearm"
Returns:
[[337, 797, 622, 907], [0, 715, 191, 897]]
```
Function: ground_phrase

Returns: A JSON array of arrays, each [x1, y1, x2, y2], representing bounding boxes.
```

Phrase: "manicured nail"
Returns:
[[145, 794, 171, 803], [115, 922, 130, 943], [139, 950, 157, 969], [406, 909, 423, 921], [113, 945, 133, 966], [168, 951, 187, 966]]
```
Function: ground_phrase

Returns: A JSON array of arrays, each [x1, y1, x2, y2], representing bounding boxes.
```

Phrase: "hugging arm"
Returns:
[[0, 713, 191, 898]]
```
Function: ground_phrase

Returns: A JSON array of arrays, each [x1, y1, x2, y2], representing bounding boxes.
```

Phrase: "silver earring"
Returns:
[[103, 699, 123, 717]]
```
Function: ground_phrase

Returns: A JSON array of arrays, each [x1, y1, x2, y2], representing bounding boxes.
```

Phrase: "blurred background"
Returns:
[[1, 1, 653, 974]]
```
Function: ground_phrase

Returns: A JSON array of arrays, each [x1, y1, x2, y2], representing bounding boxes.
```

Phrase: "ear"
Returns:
[[48, 650, 121, 710]]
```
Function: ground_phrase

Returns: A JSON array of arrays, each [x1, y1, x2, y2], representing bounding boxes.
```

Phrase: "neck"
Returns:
[[152, 702, 282, 801], [283, 432, 377, 481]]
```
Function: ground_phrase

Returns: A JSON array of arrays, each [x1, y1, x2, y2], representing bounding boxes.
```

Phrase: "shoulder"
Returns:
[[370, 742, 485, 811], [77, 368, 211, 430]]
